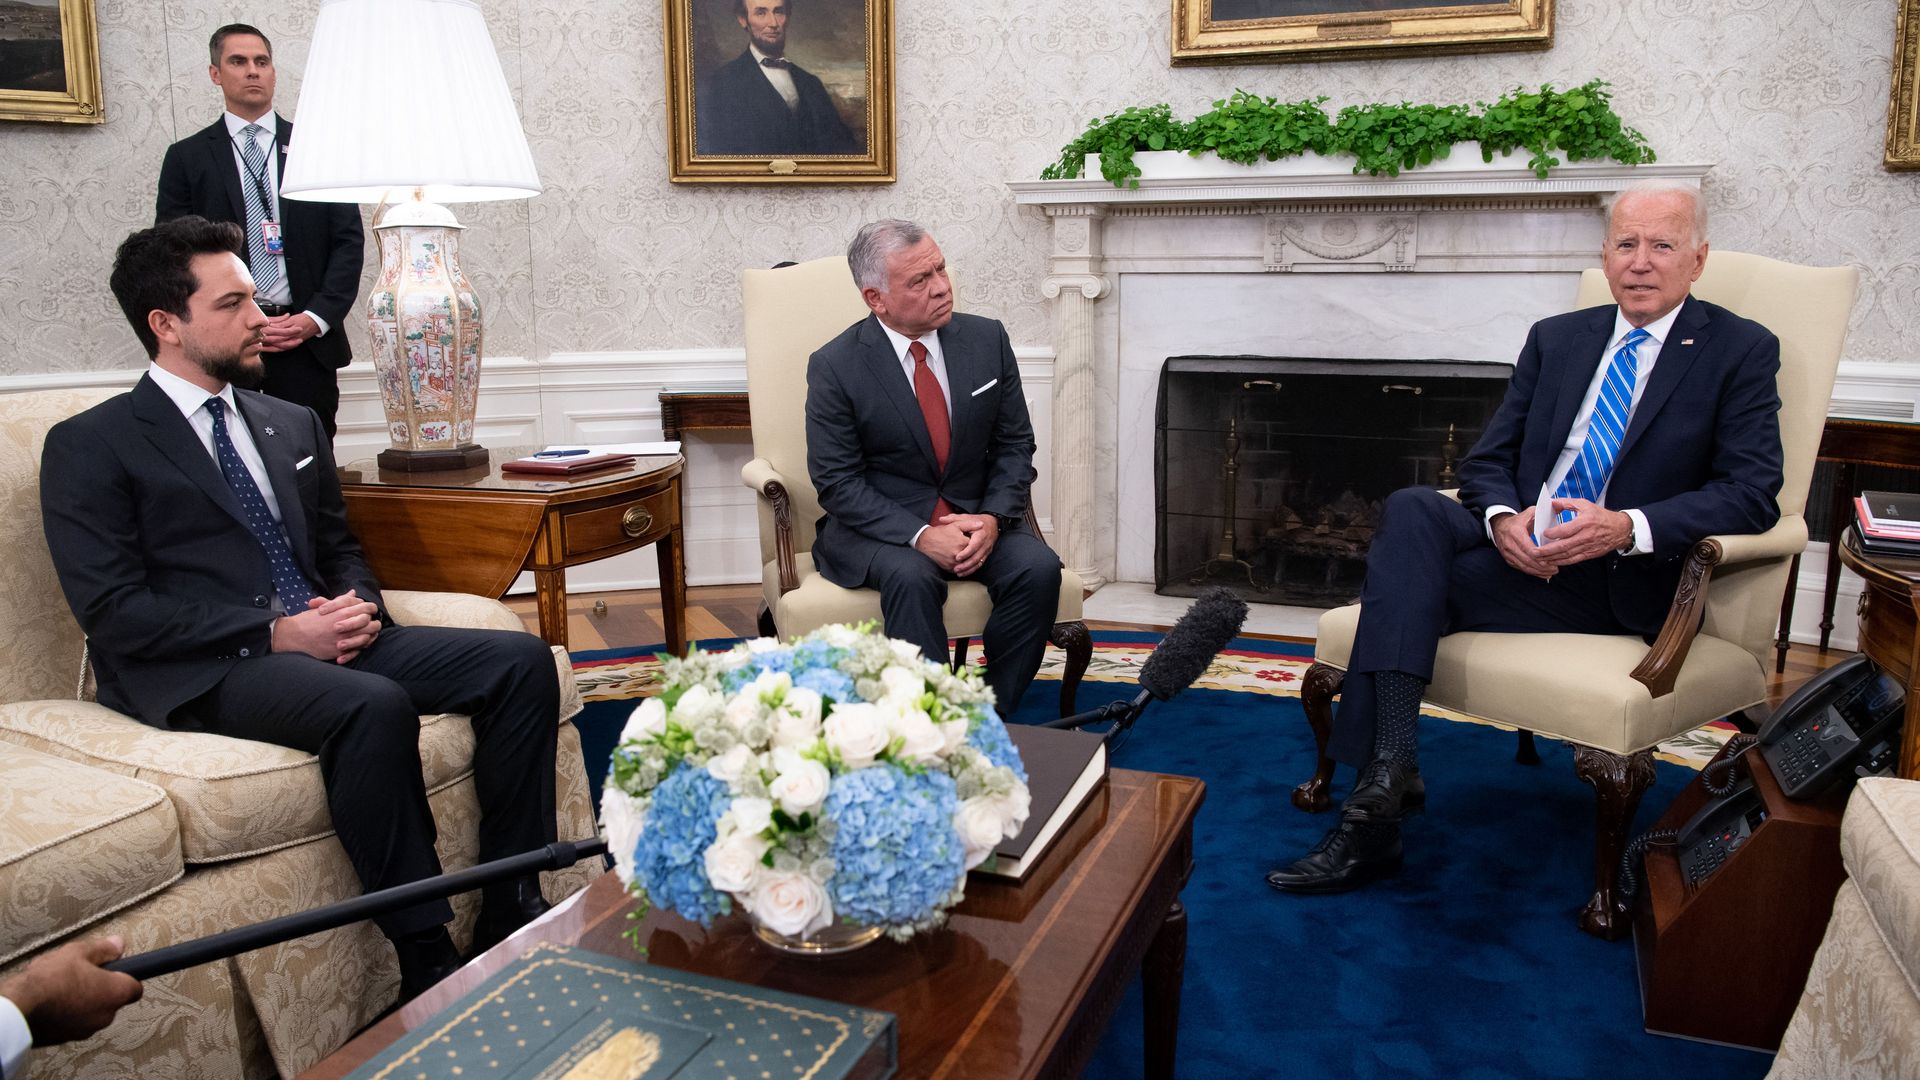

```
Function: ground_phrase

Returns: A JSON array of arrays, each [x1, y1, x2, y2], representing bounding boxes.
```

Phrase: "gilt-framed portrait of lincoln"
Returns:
[[1171, 0, 1553, 64], [667, 0, 895, 183]]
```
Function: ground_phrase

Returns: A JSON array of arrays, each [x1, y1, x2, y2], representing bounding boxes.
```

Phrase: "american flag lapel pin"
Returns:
[[1680, 339, 1694, 345]]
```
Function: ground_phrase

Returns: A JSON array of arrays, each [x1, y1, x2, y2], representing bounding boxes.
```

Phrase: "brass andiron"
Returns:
[[1188, 415, 1258, 588], [1439, 423, 1459, 488]]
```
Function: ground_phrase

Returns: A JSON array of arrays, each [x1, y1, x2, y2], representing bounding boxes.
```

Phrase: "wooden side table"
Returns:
[[338, 450, 686, 653], [657, 384, 749, 440], [1835, 527, 1920, 780]]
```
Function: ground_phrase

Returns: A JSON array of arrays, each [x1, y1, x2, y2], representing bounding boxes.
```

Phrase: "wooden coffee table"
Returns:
[[297, 769, 1204, 1080]]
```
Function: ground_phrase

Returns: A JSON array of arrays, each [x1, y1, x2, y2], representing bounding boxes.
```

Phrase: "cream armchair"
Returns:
[[740, 256, 1091, 715], [1293, 252, 1860, 937], [0, 387, 603, 1080]]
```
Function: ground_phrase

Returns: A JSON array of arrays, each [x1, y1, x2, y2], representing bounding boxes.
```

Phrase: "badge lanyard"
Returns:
[[235, 130, 285, 256]]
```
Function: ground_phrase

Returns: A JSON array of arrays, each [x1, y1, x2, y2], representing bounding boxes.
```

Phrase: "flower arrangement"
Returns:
[[599, 624, 1032, 945]]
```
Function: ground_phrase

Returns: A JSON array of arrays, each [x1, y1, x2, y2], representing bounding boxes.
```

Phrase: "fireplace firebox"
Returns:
[[1155, 356, 1514, 606]]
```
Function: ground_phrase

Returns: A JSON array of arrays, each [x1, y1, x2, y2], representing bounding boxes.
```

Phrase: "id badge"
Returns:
[[261, 221, 284, 255]]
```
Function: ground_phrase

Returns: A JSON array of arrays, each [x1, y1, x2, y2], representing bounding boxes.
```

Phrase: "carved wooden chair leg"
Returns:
[[1515, 729, 1541, 764], [1051, 620, 1092, 717], [1293, 663, 1343, 812], [1572, 746, 1657, 940]]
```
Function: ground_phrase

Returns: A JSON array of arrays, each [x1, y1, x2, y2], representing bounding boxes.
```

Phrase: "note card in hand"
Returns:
[[1532, 483, 1554, 545]]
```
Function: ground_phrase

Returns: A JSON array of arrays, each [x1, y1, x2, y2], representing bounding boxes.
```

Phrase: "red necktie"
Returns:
[[910, 340, 954, 525]]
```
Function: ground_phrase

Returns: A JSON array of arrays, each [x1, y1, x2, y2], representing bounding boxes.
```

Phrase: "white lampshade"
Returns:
[[281, 0, 540, 204]]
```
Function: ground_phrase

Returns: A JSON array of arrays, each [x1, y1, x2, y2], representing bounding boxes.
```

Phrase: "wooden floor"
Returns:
[[511, 583, 1852, 710]]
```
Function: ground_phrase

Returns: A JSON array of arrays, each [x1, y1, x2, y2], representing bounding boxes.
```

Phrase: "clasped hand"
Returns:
[[259, 313, 318, 353], [1492, 498, 1634, 581], [270, 589, 381, 663], [913, 513, 1000, 577]]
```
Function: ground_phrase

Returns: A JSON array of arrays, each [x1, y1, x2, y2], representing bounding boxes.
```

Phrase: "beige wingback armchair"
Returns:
[[0, 387, 603, 1080], [1294, 251, 1860, 938], [739, 256, 1091, 715]]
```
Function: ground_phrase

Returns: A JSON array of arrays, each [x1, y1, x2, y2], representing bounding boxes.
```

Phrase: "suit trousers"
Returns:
[[174, 625, 559, 936], [1330, 486, 1643, 766], [863, 528, 1063, 714], [261, 340, 341, 439]]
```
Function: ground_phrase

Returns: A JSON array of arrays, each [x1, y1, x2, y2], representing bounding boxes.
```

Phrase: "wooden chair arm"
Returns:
[[1630, 538, 1725, 698], [741, 457, 799, 594]]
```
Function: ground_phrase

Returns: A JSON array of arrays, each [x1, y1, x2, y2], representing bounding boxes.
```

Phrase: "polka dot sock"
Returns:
[[1372, 669, 1423, 769]]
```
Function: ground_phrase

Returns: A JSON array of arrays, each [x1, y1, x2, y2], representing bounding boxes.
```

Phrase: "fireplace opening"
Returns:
[[1154, 356, 1514, 607]]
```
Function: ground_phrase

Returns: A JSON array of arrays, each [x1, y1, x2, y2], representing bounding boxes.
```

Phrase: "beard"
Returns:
[[188, 340, 266, 390]]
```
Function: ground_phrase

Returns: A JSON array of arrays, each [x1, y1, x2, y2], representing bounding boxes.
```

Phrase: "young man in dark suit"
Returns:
[[155, 23, 363, 438], [1267, 180, 1787, 894], [696, 0, 860, 156], [40, 218, 557, 999], [805, 220, 1063, 712]]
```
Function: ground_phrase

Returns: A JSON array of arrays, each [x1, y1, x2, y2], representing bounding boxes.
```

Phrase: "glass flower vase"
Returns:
[[748, 914, 884, 956]]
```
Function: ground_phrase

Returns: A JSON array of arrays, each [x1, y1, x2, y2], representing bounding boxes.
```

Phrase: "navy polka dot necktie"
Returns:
[[204, 397, 317, 610]]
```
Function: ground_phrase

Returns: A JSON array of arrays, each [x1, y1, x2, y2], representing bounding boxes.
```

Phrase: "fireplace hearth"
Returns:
[[1155, 356, 1513, 606]]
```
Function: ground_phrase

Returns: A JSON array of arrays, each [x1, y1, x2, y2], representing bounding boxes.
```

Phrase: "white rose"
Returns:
[[888, 639, 924, 664], [598, 789, 647, 886], [706, 743, 757, 786], [878, 665, 925, 705], [824, 703, 890, 767], [752, 670, 793, 700], [744, 637, 783, 653], [771, 688, 824, 748], [723, 690, 763, 734], [619, 696, 667, 743], [956, 795, 1011, 869], [747, 869, 833, 938], [673, 685, 722, 725], [887, 706, 946, 764], [819, 624, 863, 648], [767, 750, 831, 815], [728, 795, 774, 836], [939, 718, 970, 755], [703, 829, 770, 894]]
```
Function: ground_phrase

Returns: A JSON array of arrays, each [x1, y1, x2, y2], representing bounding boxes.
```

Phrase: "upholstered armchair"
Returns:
[[739, 255, 1092, 715], [0, 387, 603, 1080], [1292, 252, 1860, 937]]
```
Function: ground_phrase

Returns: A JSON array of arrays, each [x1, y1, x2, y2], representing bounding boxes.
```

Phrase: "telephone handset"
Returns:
[[1757, 655, 1904, 801], [1673, 778, 1767, 888]]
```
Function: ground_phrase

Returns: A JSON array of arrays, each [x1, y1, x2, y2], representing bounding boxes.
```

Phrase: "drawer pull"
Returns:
[[622, 506, 654, 537]]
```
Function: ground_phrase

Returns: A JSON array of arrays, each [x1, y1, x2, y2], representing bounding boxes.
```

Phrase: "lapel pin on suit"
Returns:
[[263, 426, 276, 436], [1680, 339, 1694, 346]]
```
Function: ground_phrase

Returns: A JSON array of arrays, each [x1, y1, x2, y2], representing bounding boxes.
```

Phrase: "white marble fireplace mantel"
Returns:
[[1007, 157, 1712, 590]]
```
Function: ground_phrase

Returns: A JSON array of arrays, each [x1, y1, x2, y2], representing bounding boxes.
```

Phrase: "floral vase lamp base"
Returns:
[[368, 198, 489, 473]]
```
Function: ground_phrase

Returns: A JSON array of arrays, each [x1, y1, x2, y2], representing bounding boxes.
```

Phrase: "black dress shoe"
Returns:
[[1265, 820, 1403, 894], [468, 876, 551, 959], [1340, 758, 1425, 825], [392, 927, 463, 1000]]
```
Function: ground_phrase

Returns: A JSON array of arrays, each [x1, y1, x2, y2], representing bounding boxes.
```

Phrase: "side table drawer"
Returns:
[[560, 486, 678, 559]]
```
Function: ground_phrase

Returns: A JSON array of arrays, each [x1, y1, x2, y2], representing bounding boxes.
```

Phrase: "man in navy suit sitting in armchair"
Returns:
[[1267, 180, 1785, 894]]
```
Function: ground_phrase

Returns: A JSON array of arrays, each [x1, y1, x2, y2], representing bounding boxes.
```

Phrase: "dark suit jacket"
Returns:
[[1456, 295, 1785, 634], [156, 115, 365, 369], [40, 376, 384, 728], [805, 312, 1037, 588], [696, 50, 859, 156]]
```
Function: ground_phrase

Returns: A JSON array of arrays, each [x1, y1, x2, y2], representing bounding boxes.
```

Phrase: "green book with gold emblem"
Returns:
[[346, 942, 896, 1080]]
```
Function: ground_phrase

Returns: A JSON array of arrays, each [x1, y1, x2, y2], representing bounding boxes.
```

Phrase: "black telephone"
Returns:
[[1756, 654, 1904, 800]]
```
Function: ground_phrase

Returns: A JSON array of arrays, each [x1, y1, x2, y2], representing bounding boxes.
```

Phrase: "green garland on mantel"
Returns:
[[1041, 80, 1656, 189]]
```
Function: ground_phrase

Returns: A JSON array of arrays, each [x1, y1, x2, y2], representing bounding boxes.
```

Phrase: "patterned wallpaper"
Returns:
[[2, 0, 1917, 376]]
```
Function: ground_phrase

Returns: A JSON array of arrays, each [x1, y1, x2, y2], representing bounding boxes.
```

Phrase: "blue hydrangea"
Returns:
[[824, 765, 964, 926], [630, 765, 732, 925], [796, 666, 855, 703], [966, 705, 1028, 785]]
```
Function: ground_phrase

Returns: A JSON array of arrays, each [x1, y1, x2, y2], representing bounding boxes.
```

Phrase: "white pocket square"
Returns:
[[295, 455, 314, 470], [970, 379, 998, 397]]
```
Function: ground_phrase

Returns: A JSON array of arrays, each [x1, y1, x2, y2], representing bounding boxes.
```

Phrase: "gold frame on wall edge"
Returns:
[[666, 0, 894, 183], [0, 0, 103, 124], [1890, 0, 1920, 169], [1173, 0, 1552, 65]]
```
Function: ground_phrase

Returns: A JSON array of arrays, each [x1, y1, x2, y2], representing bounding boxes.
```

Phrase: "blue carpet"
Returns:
[[571, 638, 1772, 1078]]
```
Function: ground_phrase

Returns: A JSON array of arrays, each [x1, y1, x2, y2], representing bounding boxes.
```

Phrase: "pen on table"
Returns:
[[533, 449, 591, 458]]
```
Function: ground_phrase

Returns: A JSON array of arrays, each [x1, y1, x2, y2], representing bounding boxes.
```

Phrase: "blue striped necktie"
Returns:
[[1554, 327, 1651, 523], [237, 124, 285, 299], [205, 397, 317, 610]]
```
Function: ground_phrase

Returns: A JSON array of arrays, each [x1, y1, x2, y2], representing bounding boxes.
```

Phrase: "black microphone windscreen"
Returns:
[[1139, 587, 1248, 701]]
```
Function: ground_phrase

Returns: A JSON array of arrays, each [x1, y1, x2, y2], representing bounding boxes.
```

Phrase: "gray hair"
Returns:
[[848, 219, 926, 293], [1606, 179, 1708, 248]]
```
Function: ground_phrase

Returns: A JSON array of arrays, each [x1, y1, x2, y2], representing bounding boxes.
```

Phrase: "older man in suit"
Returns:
[[156, 23, 363, 437], [696, 0, 860, 156], [805, 220, 1062, 712], [41, 218, 557, 1000], [1268, 179, 1785, 894]]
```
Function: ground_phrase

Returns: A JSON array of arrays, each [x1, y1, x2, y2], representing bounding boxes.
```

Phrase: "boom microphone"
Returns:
[[104, 837, 608, 981], [1041, 587, 1249, 739]]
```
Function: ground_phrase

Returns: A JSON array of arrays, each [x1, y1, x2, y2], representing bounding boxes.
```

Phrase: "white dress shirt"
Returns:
[[147, 363, 284, 523], [877, 320, 953, 547], [749, 45, 801, 110], [0, 995, 30, 1080], [220, 112, 328, 336], [1486, 300, 1688, 556]]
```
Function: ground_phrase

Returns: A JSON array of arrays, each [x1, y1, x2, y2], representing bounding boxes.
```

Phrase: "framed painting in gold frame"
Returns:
[[667, 0, 894, 183], [1890, 0, 1920, 169], [0, 0, 103, 124], [1172, 0, 1552, 65]]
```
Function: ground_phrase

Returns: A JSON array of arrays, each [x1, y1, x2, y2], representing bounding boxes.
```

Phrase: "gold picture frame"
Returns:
[[667, 0, 894, 183], [0, 0, 103, 124], [1172, 0, 1552, 65], [1890, 0, 1920, 169]]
